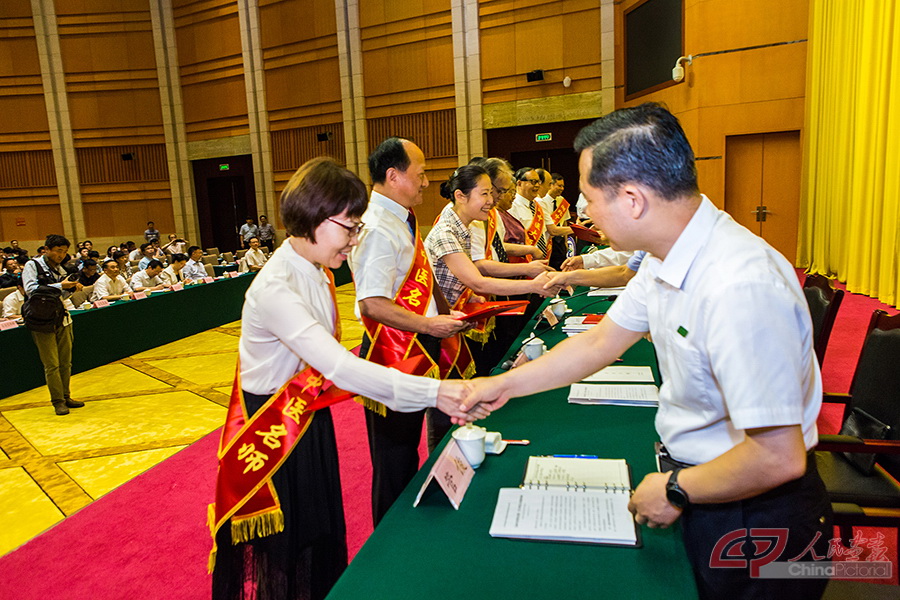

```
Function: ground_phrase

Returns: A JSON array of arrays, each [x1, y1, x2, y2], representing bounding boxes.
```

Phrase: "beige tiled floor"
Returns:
[[0, 283, 365, 557]]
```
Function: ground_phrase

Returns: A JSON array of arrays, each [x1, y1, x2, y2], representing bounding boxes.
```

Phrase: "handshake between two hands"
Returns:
[[436, 377, 512, 425]]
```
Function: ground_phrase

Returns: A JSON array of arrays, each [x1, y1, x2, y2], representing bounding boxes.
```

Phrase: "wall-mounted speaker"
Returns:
[[121, 153, 135, 161], [526, 70, 544, 82], [316, 132, 333, 142]]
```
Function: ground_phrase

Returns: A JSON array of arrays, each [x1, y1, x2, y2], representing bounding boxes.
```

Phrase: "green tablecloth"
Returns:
[[327, 292, 698, 599], [1, 273, 255, 399], [213, 263, 239, 276]]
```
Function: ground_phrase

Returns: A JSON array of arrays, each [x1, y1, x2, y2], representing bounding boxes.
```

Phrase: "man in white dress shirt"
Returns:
[[91, 259, 133, 302], [349, 137, 470, 526], [239, 237, 267, 272], [2, 277, 24, 319], [182, 246, 208, 281], [130, 259, 166, 292], [239, 217, 259, 249], [463, 104, 831, 599]]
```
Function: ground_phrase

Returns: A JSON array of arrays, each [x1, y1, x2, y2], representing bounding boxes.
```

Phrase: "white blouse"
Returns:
[[239, 240, 439, 411]]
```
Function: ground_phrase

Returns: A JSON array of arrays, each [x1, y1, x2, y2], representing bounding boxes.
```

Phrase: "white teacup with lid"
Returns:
[[452, 424, 487, 468]]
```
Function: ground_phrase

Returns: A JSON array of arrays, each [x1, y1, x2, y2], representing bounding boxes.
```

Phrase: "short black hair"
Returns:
[[102, 259, 117, 271], [187, 246, 201, 256], [88, 250, 99, 258], [551, 172, 563, 181], [2, 247, 12, 254], [82, 258, 97, 268], [3, 257, 16, 269], [574, 102, 698, 200], [281, 157, 367, 242], [514, 167, 534, 182], [368, 137, 410, 185], [147, 259, 163, 270], [147, 221, 154, 226], [140, 243, 152, 252], [170, 253, 187, 264], [14, 255, 28, 266], [112, 250, 127, 261], [248, 236, 259, 244], [45, 234, 70, 249]]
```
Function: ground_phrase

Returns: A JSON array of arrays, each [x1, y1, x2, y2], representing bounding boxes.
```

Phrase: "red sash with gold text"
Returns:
[[551, 198, 570, 225], [208, 268, 351, 570]]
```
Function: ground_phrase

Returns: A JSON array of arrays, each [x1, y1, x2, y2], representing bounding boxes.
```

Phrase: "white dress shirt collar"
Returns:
[[655, 195, 717, 291], [370, 190, 412, 229]]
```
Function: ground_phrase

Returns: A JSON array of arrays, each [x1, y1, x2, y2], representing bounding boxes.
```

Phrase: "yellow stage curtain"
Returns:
[[800, 0, 900, 306]]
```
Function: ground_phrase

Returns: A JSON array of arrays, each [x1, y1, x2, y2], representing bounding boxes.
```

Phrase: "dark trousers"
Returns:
[[549, 235, 567, 270], [677, 454, 832, 600], [361, 332, 452, 526]]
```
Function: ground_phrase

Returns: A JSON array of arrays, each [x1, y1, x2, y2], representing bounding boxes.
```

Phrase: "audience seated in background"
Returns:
[[137, 243, 156, 270], [130, 259, 167, 292], [149, 238, 166, 261], [113, 250, 133, 279], [106, 245, 118, 259], [182, 246, 207, 281], [33, 246, 46, 258], [161, 234, 188, 255], [91, 259, 133, 302], [1, 277, 24, 319], [77, 259, 100, 286], [161, 253, 189, 286], [126, 241, 141, 261], [0, 257, 20, 288], [239, 237, 267, 272], [73, 246, 90, 270]]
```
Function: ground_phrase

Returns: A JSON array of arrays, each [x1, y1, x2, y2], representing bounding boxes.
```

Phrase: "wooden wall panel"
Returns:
[[616, 0, 809, 210], [0, 150, 57, 189], [0, 1, 52, 150], [0, 204, 64, 244], [360, 0, 455, 118], [479, 0, 601, 104], [174, 0, 249, 141], [271, 124, 345, 173], [82, 195, 176, 238], [76, 144, 168, 185], [259, 0, 343, 130], [56, 0, 165, 146]]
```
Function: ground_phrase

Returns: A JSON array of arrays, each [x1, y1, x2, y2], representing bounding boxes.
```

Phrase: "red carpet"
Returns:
[[0, 279, 897, 598]]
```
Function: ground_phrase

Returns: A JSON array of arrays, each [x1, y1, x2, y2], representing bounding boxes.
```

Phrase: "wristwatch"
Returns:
[[665, 467, 690, 510]]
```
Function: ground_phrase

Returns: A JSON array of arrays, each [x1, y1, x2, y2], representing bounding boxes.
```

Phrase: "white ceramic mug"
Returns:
[[523, 337, 546, 360], [452, 425, 486, 468]]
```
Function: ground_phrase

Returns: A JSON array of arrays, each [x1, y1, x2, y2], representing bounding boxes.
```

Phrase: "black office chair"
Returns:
[[803, 274, 844, 367], [815, 310, 900, 541]]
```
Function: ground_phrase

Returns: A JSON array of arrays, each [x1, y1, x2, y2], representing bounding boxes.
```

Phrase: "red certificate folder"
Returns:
[[570, 223, 606, 245], [456, 300, 530, 321]]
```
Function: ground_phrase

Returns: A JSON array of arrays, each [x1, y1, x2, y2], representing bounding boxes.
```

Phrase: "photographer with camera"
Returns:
[[21, 234, 83, 416]]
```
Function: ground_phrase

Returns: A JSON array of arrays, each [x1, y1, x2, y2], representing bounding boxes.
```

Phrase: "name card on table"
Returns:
[[202, 276, 215, 284], [132, 291, 147, 300], [541, 306, 559, 326], [0, 319, 18, 331], [224, 271, 239, 278], [93, 299, 110, 308], [413, 439, 475, 510], [171, 283, 184, 291]]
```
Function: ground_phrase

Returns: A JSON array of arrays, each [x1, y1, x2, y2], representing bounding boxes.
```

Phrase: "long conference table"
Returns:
[[1, 272, 256, 399], [327, 291, 699, 599]]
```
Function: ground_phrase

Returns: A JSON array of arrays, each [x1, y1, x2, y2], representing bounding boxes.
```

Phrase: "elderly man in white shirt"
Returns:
[[462, 104, 831, 600], [182, 246, 208, 281], [91, 259, 133, 301], [130, 259, 167, 292], [239, 236, 267, 273]]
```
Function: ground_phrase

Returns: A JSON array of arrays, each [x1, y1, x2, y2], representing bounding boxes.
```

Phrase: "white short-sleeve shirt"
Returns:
[[509, 193, 549, 246], [607, 196, 821, 465], [349, 191, 438, 319]]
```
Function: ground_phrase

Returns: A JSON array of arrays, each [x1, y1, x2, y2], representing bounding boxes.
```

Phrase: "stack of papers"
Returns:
[[562, 314, 604, 336], [587, 286, 627, 297], [581, 365, 654, 383], [568, 383, 659, 407]]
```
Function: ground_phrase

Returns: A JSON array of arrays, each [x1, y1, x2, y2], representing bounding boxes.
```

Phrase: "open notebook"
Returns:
[[489, 456, 640, 547]]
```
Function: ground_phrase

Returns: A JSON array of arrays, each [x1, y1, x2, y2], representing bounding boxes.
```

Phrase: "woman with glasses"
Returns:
[[210, 157, 487, 600]]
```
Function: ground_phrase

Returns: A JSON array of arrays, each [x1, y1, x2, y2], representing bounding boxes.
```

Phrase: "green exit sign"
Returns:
[[535, 133, 552, 142], [219, 164, 230, 171]]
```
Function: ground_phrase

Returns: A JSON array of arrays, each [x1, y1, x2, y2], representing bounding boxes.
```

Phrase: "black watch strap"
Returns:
[[666, 467, 690, 510]]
